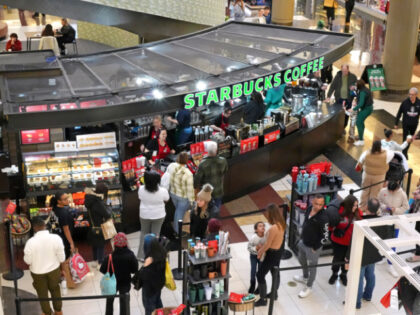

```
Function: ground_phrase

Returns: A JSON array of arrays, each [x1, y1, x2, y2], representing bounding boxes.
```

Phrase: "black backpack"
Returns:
[[325, 197, 342, 228]]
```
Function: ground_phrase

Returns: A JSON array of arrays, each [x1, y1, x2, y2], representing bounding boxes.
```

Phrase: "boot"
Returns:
[[328, 273, 338, 285], [255, 283, 267, 307], [340, 273, 348, 286], [248, 280, 256, 294]]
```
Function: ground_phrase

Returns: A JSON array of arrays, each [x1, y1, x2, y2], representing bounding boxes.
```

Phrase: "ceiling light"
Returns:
[[152, 89, 164, 100], [196, 81, 207, 91]]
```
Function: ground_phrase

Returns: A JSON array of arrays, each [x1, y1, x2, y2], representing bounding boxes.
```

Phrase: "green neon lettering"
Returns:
[[220, 86, 232, 102], [300, 63, 307, 77], [195, 91, 207, 107], [243, 80, 254, 96], [184, 94, 195, 109], [206, 89, 219, 105], [307, 61, 313, 74], [292, 67, 300, 81], [318, 57, 324, 70], [255, 78, 264, 92], [232, 83, 243, 98], [264, 75, 273, 90], [313, 59, 319, 72], [284, 69, 292, 83], [273, 73, 282, 87]]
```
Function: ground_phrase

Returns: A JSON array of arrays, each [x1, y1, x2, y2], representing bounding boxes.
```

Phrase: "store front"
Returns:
[[0, 22, 354, 234]]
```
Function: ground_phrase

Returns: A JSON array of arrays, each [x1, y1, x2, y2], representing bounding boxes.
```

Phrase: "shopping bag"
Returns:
[[165, 260, 176, 291], [100, 254, 117, 295], [101, 218, 117, 240], [69, 252, 90, 283]]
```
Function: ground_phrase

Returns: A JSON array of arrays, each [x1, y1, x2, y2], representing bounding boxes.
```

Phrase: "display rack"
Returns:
[[182, 250, 231, 315], [288, 181, 343, 255]]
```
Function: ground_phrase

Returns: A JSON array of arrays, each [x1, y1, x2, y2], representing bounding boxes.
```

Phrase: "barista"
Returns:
[[140, 115, 163, 152], [166, 108, 192, 145], [144, 128, 175, 163], [211, 102, 232, 134], [265, 84, 286, 116], [244, 91, 265, 124]]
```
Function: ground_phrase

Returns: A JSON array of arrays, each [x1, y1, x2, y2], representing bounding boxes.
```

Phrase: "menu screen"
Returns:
[[21, 129, 50, 145]]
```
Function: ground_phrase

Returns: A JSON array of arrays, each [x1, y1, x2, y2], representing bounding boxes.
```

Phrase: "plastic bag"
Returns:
[[165, 260, 176, 291]]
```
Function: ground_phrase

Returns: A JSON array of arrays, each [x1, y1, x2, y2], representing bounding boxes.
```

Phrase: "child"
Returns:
[[247, 221, 266, 293]]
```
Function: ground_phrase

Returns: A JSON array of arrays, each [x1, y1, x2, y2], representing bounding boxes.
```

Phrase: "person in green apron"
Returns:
[[264, 84, 286, 116], [352, 79, 373, 146]]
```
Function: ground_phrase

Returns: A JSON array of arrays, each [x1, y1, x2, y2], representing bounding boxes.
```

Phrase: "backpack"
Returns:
[[325, 197, 342, 227]]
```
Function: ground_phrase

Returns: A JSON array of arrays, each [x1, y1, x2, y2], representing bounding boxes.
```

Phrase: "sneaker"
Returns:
[[362, 297, 371, 302], [388, 265, 399, 278], [328, 274, 338, 285], [298, 286, 312, 298], [354, 140, 365, 146], [255, 298, 267, 307], [340, 274, 347, 286], [293, 275, 308, 284]]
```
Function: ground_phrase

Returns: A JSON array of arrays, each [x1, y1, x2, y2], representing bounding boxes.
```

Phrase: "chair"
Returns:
[[38, 36, 60, 56], [64, 39, 78, 55]]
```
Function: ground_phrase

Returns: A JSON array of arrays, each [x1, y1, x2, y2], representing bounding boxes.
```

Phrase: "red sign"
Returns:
[[264, 130, 280, 145], [190, 141, 210, 156], [59, 103, 78, 110], [80, 99, 107, 109], [240, 136, 259, 154], [19, 105, 48, 113], [21, 129, 50, 145], [6, 202, 16, 214]]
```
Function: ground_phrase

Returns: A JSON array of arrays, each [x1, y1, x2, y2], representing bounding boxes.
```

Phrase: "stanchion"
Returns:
[[2, 221, 23, 282], [406, 169, 413, 196], [268, 266, 279, 315], [182, 251, 188, 314], [15, 296, 22, 315], [172, 220, 184, 280]]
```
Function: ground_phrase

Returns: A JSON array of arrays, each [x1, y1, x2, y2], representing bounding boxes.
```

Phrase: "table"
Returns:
[[25, 31, 62, 51]]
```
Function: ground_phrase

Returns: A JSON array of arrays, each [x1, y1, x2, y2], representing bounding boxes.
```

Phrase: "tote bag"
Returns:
[[69, 252, 90, 283], [100, 254, 117, 295]]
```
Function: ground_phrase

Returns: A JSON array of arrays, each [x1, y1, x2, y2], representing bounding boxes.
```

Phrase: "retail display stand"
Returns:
[[288, 180, 343, 256], [182, 249, 231, 315]]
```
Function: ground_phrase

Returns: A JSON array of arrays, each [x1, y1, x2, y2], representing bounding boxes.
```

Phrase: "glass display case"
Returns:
[[23, 148, 121, 194]]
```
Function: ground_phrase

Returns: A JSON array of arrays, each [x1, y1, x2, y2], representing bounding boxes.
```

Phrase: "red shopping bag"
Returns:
[[69, 253, 90, 283], [380, 281, 399, 308]]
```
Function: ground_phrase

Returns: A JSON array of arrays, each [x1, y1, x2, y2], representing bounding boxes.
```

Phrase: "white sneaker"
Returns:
[[293, 275, 308, 284], [388, 265, 399, 278], [354, 140, 365, 146], [298, 286, 312, 298]]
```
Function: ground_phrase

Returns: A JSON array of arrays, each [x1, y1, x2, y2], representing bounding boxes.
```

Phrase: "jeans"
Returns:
[[213, 198, 223, 217], [31, 267, 62, 315], [92, 244, 105, 264], [137, 217, 165, 260], [357, 264, 376, 308], [170, 193, 190, 234], [250, 254, 261, 285], [331, 242, 348, 275], [387, 228, 400, 265], [176, 127, 192, 145], [142, 290, 163, 315], [297, 240, 321, 288], [106, 290, 130, 315]]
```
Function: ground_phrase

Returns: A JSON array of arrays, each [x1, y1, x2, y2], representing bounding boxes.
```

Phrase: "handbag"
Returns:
[[100, 254, 117, 295], [101, 218, 117, 240], [333, 220, 352, 238], [165, 259, 176, 291]]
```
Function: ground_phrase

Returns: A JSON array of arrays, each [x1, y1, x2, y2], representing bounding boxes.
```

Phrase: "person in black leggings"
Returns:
[[345, 0, 355, 26], [255, 204, 286, 307]]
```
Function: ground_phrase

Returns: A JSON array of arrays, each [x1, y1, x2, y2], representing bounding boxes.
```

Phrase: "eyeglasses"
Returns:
[[409, 93, 416, 96]]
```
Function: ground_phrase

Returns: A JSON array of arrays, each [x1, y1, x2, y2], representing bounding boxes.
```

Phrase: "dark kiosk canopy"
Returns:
[[0, 22, 353, 130]]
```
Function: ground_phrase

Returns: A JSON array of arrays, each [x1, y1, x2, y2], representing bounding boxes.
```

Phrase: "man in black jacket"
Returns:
[[326, 65, 358, 131], [394, 87, 420, 158], [294, 194, 329, 298], [56, 18, 76, 55], [346, 198, 394, 309]]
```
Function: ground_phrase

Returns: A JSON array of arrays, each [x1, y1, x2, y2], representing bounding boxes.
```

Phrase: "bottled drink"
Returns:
[[195, 127, 199, 143]]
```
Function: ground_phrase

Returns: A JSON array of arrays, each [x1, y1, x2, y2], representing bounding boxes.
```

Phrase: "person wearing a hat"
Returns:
[[100, 233, 138, 315], [190, 184, 219, 239]]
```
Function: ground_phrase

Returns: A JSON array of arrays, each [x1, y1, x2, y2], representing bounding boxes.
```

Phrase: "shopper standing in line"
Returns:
[[378, 180, 410, 278], [24, 217, 65, 315], [169, 152, 195, 235], [351, 79, 374, 146], [100, 233, 138, 315], [323, 0, 338, 30], [326, 64, 357, 133], [247, 221, 265, 294], [356, 140, 393, 209], [294, 195, 329, 298], [394, 87, 420, 159], [255, 204, 286, 306], [137, 170, 169, 261], [345, 198, 394, 309], [138, 235, 167, 315], [190, 184, 218, 239], [85, 182, 111, 268], [381, 128, 411, 152], [194, 141, 228, 213], [329, 195, 362, 286]]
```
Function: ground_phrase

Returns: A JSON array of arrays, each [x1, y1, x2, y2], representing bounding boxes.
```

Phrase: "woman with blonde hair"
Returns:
[[190, 184, 218, 239], [255, 203, 286, 306]]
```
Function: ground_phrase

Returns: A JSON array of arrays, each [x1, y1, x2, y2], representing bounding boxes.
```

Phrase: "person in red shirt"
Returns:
[[211, 102, 232, 134], [141, 115, 163, 153], [145, 128, 175, 164], [329, 195, 362, 286], [6, 33, 22, 52]]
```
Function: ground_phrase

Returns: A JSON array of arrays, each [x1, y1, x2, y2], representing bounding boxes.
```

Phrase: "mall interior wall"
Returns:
[[272, 0, 295, 25]]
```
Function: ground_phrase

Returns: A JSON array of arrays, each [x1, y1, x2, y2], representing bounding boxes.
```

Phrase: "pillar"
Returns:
[[383, 0, 420, 92], [271, 0, 295, 26]]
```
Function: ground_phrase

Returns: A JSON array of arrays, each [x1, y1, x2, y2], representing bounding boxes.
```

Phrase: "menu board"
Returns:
[[367, 66, 386, 91], [240, 136, 259, 154], [76, 132, 117, 151], [21, 129, 50, 145], [54, 141, 77, 152]]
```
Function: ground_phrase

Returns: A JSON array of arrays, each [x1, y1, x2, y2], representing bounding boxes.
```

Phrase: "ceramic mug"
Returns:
[[208, 271, 218, 279]]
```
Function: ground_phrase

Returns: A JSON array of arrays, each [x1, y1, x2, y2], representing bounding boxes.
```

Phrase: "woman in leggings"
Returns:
[[255, 204, 286, 307]]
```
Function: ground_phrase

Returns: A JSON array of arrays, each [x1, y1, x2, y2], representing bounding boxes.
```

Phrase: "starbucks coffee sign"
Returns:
[[184, 56, 325, 109]]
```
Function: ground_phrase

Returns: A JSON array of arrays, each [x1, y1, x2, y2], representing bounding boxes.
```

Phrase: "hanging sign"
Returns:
[[367, 65, 386, 91], [76, 132, 117, 151], [184, 56, 325, 109], [21, 129, 50, 145]]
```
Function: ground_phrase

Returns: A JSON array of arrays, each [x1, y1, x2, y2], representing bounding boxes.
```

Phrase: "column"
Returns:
[[271, 0, 295, 26], [383, 0, 420, 92]]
